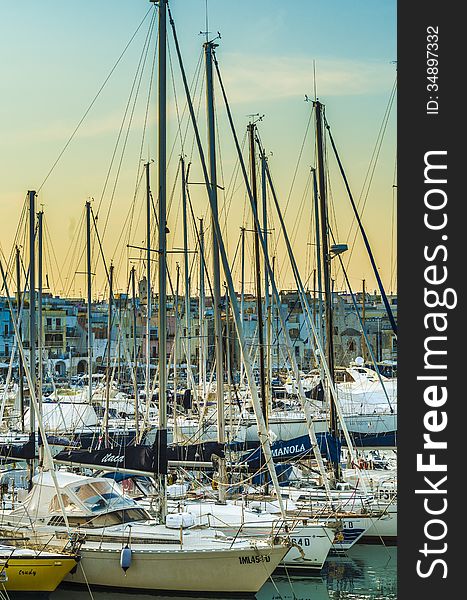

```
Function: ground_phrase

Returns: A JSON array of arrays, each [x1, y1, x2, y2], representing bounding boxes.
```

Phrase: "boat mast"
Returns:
[[311, 167, 324, 352], [85, 200, 93, 404], [314, 100, 340, 480], [173, 262, 180, 441], [180, 156, 196, 394], [104, 263, 114, 445], [204, 38, 226, 502], [240, 226, 245, 384], [157, 0, 168, 520], [131, 265, 139, 442], [260, 148, 272, 413], [28, 190, 36, 488], [248, 122, 267, 427], [198, 217, 206, 397], [16, 246, 25, 433], [362, 279, 366, 361], [144, 161, 152, 435], [37, 209, 44, 463]]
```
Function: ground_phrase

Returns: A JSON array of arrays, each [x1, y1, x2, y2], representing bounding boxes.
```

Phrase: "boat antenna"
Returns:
[[313, 59, 317, 101]]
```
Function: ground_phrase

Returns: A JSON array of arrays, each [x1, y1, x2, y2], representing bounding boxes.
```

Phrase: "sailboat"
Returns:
[[2, 470, 289, 593]]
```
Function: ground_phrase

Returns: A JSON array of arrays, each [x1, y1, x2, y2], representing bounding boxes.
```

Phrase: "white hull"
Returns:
[[66, 542, 287, 593], [166, 500, 333, 571], [217, 523, 333, 570], [360, 504, 397, 541]]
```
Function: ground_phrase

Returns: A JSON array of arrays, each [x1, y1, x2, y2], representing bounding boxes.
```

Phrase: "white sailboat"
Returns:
[[1, 470, 289, 593]]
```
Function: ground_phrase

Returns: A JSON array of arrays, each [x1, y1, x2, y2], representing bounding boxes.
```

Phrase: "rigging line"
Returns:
[[60, 205, 85, 279], [186, 185, 215, 303], [356, 76, 398, 214], [99, 9, 157, 245], [390, 152, 397, 294], [189, 63, 206, 169], [167, 154, 182, 222], [63, 208, 87, 298], [229, 233, 242, 274], [167, 37, 185, 156], [325, 119, 397, 336], [37, 5, 155, 194], [330, 226, 394, 413], [323, 120, 340, 245], [124, 37, 157, 282], [343, 78, 397, 270], [278, 163, 312, 282], [167, 48, 205, 170], [273, 105, 313, 259], [213, 94, 231, 256], [65, 219, 88, 299], [43, 218, 65, 294], [114, 173, 146, 282], [5, 194, 28, 284]]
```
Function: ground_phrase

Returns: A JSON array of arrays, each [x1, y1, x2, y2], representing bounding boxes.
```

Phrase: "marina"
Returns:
[[0, 1, 396, 597]]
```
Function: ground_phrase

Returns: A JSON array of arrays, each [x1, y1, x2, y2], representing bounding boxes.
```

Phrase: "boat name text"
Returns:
[[238, 555, 271, 565]]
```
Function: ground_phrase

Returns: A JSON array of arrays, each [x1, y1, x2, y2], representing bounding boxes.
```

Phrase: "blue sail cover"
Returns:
[[238, 432, 341, 468]]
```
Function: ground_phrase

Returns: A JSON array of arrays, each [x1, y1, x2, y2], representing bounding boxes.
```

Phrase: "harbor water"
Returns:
[[42, 545, 396, 600]]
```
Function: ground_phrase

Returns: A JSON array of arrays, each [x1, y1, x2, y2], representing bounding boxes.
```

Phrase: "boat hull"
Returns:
[[217, 524, 333, 571], [65, 543, 287, 593], [0, 555, 78, 592]]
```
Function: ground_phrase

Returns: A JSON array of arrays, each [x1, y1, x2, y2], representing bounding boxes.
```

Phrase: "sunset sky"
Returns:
[[0, 0, 396, 300]]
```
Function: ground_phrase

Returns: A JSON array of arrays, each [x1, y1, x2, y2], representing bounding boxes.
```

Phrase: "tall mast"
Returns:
[[204, 39, 226, 501], [181, 157, 192, 388], [85, 200, 93, 404], [104, 264, 114, 445], [28, 190, 36, 488], [224, 285, 232, 435], [362, 279, 366, 361], [16, 247, 25, 433], [314, 100, 339, 479], [240, 226, 245, 383], [260, 148, 272, 413], [312, 167, 324, 351], [198, 218, 206, 397], [157, 0, 168, 520], [173, 263, 180, 440], [37, 209, 44, 463], [248, 123, 267, 426], [144, 161, 152, 433], [131, 266, 139, 442]]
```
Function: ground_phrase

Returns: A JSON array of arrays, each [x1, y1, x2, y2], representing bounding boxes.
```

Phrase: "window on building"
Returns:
[[56, 318, 61, 327], [3, 324, 8, 336]]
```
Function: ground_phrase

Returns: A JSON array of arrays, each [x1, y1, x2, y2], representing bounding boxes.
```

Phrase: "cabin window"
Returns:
[[49, 492, 79, 513], [89, 507, 150, 527], [72, 480, 136, 513]]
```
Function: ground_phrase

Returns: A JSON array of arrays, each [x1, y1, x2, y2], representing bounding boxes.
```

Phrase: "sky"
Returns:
[[0, 0, 397, 300]]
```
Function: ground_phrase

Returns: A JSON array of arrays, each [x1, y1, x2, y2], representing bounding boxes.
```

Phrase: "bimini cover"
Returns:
[[24, 402, 98, 432]]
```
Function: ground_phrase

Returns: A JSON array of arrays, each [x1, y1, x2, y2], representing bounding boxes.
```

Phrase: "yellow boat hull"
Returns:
[[0, 555, 78, 592]]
